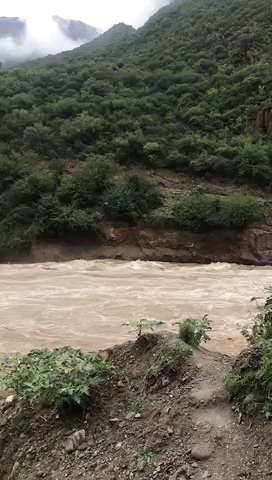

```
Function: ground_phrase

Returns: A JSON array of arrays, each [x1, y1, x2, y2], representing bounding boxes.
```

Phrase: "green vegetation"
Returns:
[[173, 190, 262, 231], [0, 0, 271, 249], [147, 342, 192, 379], [175, 314, 212, 348], [225, 287, 272, 416], [0, 347, 114, 412], [122, 319, 165, 338], [106, 174, 162, 223]]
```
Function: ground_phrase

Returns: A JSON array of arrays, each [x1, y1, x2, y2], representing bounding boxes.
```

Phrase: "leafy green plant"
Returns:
[[147, 364, 163, 379], [122, 319, 164, 338], [161, 343, 193, 368], [137, 450, 153, 463], [226, 287, 272, 414], [106, 174, 162, 223], [147, 343, 192, 379], [175, 315, 212, 347], [125, 395, 143, 412], [224, 372, 258, 403], [0, 347, 114, 412], [242, 287, 272, 344]]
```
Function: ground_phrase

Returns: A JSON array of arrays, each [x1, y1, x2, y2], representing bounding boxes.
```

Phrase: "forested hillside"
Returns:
[[0, 0, 271, 252]]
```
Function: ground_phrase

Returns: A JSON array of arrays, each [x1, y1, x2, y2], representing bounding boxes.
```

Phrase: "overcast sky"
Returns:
[[1, 0, 170, 30]]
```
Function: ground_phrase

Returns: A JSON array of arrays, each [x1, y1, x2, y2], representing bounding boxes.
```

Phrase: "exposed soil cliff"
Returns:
[[3, 221, 272, 266]]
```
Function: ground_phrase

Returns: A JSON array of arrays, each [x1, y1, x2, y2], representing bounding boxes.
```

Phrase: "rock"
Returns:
[[191, 442, 213, 461], [110, 417, 120, 423], [125, 411, 135, 420], [202, 471, 210, 479], [180, 464, 194, 477], [135, 413, 142, 419], [137, 459, 146, 472], [77, 442, 88, 451], [117, 380, 125, 388], [161, 376, 170, 387], [115, 442, 122, 450], [65, 429, 86, 453], [11, 461, 20, 475], [6, 395, 17, 405], [167, 427, 174, 434], [36, 471, 46, 478], [192, 462, 198, 468], [243, 393, 265, 406], [168, 472, 186, 480]]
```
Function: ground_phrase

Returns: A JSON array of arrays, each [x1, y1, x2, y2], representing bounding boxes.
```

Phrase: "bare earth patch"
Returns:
[[0, 335, 271, 480]]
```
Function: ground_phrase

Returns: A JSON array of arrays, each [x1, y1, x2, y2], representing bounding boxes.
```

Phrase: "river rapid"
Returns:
[[1, 260, 272, 356]]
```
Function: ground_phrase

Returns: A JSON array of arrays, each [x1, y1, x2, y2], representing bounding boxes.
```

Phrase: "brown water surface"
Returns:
[[0, 260, 271, 355]]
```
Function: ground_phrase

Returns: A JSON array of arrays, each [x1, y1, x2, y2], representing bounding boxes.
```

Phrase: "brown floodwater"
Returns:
[[0, 260, 272, 356]]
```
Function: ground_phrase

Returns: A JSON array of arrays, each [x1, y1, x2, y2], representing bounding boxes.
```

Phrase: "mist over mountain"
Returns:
[[0, 1, 174, 65], [0, 16, 101, 65]]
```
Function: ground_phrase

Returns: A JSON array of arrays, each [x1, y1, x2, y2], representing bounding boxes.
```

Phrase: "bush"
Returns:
[[106, 174, 162, 223], [0, 347, 114, 412], [173, 190, 263, 231], [173, 190, 218, 231], [147, 342, 193, 379], [225, 287, 272, 414], [242, 287, 272, 344], [175, 315, 212, 348], [57, 155, 115, 208], [219, 195, 263, 228]]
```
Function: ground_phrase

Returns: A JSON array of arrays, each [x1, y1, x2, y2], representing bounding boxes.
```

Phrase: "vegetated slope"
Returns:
[[0, 0, 271, 252], [43, 23, 136, 63]]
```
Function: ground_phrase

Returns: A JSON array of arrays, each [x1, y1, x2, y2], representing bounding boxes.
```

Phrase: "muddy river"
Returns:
[[0, 260, 272, 356]]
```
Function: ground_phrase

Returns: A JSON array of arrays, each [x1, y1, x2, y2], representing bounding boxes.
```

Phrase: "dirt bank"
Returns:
[[3, 221, 272, 265], [0, 334, 271, 480]]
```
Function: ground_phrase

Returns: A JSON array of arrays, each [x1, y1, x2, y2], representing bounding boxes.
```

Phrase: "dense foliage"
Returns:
[[225, 287, 272, 417], [0, 347, 114, 412], [175, 315, 212, 347], [0, 0, 270, 249], [173, 190, 263, 231]]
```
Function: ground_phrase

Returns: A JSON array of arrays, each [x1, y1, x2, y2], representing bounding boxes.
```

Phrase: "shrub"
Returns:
[[219, 195, 263, 228], [147, 342, 192, 379], [225, 287, 272, 413], [175, 315, 212, 348], [106, 174, 162, 223], [57, 155, 115, 208], [0, 347, 114, 412], [224, 372, 258, 403], [173, 190, 218, 231], [161, 343, 193, 368], [173, 190, 263, 231], [242, 287, 272, 344]]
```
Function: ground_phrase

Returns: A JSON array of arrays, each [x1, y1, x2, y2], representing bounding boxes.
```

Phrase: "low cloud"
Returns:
[[0, 16, 83, 64]]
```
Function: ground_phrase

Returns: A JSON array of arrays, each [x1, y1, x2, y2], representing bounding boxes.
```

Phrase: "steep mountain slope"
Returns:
[[44, 23, 135, 62], [0, 17, 26, 40], [52, 16, 101, 42], [0, 0, 271, 253]]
